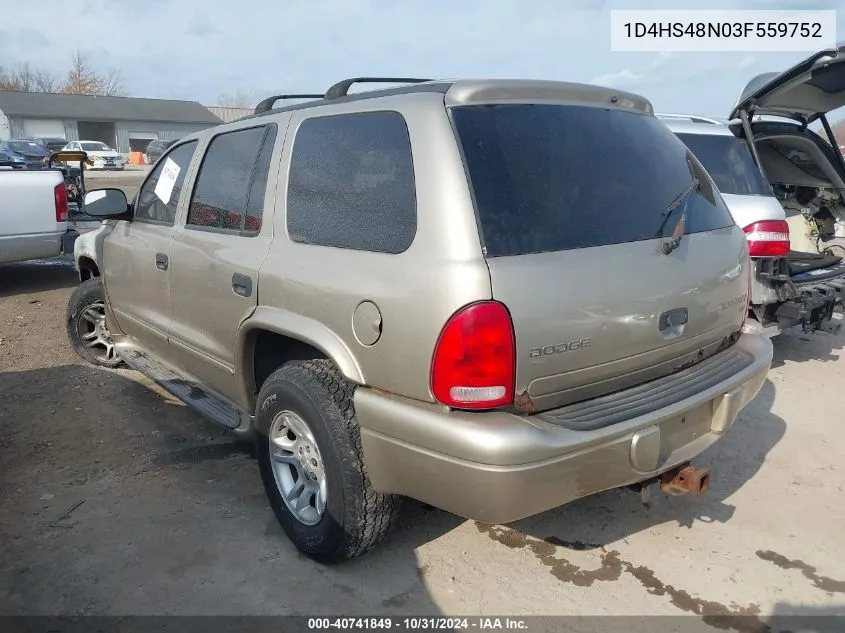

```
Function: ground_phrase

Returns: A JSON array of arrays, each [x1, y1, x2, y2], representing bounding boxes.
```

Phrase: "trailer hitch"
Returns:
[[659, 462, 711, 496]]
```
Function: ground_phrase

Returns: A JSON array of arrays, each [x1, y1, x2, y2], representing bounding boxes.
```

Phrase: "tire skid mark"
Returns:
[[477, 523, 769, 632]]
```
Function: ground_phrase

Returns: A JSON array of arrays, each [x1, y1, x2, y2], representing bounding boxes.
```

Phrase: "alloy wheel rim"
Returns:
[[268, 410, 327, 526], [76, 301, 117, 362]]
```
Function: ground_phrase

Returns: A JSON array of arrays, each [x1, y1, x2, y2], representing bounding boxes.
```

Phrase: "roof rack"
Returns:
[[655, 113, 727, 125], [254, 94, 325, 114], [324, 77, 433, 100]]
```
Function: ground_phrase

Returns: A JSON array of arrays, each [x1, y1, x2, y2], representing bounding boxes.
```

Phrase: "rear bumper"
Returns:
[[357, 332, 772, 524], [751, 257, 845, 334], [0, 232, 64, 264], [775, 273, 845, 334]]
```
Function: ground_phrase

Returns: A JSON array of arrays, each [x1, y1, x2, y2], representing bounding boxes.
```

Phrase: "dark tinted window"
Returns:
[[135, 141, 198, 225], [187, 125, 277, 233], [245, 126, 277, 232], [8, 140, 42, 153], [287, 111, 416, 253], [676, 133, 771, 195], [452, 104, 735, 257]]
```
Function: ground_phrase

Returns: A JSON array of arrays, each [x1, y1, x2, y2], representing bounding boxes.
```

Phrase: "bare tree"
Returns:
[[0, 62, 59, 92], [61, 50, 104, 95], [1, 50, 125, 96], [100, 67, 125, 97], [60, 49, 126, 96], [0, 65, 19, 91], [34, 69, 59, 92], [217, 89, 255, 108]]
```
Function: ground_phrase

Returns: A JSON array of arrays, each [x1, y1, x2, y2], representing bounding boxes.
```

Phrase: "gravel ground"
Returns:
[[1, 169, 844, 628]]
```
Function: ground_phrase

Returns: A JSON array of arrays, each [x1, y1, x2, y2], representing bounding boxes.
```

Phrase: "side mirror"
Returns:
[[84, 188, 131, 219]]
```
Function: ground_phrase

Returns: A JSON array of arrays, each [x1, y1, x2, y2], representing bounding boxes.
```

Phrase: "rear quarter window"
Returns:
[[452, 104, 735, 257], [286, 111, 417, 254]]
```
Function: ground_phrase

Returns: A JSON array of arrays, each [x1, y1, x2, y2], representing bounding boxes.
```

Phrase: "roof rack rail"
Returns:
[[254, 94, 325, 114], [655, 113, 726, 125], [324, 77, 433, 100]]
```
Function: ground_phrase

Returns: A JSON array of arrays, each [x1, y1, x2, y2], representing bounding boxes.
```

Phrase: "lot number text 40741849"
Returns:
[[307, 617, 528, 630]]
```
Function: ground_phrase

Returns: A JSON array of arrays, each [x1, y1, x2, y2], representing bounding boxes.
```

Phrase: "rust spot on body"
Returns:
[[513, 391, 536, 414]]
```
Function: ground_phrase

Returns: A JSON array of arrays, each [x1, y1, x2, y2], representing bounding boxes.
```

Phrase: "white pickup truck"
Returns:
[[0, 167, 76, 264]]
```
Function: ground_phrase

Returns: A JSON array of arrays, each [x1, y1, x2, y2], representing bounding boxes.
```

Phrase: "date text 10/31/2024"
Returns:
[[308, 617, 529, 630]]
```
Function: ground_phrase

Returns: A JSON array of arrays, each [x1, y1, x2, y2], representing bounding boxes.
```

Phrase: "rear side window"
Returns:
[[286, 111, 416, 253], [452, 104, 735, 257], [187, 124, 277, 233], [135, 140, 198, 225], [675, 133, 772, 196]]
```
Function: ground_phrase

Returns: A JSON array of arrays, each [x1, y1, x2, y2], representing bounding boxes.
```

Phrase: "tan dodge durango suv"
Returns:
[[67, 77, 774, 562]]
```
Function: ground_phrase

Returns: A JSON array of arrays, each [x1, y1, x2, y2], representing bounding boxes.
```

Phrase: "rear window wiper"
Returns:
[[657, 177, 700, 255]]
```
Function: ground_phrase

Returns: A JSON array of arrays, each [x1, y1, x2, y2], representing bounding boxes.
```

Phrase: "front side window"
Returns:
[[135, 140, 198, 225], [187, 124, 277, 233], [286, 111, 416, 254]]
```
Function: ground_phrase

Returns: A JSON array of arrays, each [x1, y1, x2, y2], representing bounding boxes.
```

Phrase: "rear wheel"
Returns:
[[66, 278, 122, 368], [255, 359, 400, 562]]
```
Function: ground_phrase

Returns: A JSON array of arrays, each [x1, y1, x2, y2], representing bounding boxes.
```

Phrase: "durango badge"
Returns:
[[529, 339, 592, 358]]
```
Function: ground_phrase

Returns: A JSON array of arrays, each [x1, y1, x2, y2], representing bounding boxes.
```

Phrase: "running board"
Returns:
[[120, 349, 246, 432]]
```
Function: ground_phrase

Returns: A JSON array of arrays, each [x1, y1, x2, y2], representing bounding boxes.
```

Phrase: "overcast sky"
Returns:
[[2, 0, 843, 120]]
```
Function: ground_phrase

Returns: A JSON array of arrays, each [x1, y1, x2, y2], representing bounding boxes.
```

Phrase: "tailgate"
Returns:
[[451, 101, 750, 412], [487, 231, 750, 409], [0, 170, 65, 236]]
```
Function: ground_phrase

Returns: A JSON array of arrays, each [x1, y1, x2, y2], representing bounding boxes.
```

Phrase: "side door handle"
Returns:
[[232, 273, 253, 297], [155, 253, 169, 271]]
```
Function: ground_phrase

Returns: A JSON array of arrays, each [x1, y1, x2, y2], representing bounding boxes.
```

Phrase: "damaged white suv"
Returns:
[[660, 44, 845, 336]]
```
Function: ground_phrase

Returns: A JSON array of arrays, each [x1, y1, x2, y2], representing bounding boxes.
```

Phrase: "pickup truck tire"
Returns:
[[255, 359, 400, 562], [66, 278, 122, 368]]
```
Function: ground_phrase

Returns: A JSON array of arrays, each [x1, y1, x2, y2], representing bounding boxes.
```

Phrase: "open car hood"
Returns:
[[730, 43, 845, 123]]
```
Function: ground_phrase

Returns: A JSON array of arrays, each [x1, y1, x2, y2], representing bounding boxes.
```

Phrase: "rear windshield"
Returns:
[[81, 142, 110, 151], [452, 104, 734, 257], [675, 133, 771, 196], [8, 141, 42, 152]]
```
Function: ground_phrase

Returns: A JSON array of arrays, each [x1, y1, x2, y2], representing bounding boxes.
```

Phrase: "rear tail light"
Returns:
[[431, 301, 515, 409], [743, 220, 789, 257], [54, 182, 68, 223]]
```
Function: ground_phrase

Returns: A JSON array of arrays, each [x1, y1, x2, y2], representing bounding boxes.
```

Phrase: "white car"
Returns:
[[62, 141, 125, 170]]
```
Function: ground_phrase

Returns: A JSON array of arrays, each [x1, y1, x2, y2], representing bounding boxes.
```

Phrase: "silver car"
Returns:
[[661, 44, 845, 337]]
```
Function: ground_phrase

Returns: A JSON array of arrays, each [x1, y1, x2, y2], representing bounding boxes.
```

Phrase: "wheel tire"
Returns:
[[255, 359, 400, 562], [66, 277, 122, 368]]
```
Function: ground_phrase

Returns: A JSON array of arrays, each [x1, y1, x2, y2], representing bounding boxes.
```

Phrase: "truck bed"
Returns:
[[0, 169, 68, 264]]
